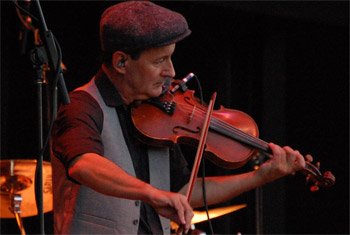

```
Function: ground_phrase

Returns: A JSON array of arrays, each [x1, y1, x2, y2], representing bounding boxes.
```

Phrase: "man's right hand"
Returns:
[[146, 186, 194, 234]]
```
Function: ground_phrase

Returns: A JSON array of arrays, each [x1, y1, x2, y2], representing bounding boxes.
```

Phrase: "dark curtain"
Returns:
[[1, 1, 348, 234]]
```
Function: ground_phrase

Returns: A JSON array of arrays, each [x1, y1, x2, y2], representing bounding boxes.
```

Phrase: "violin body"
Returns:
[[131, 80, 335, 189], [132, 87, 260, 169]]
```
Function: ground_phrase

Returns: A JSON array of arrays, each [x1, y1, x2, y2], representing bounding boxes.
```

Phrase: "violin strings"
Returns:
[[162, 94, 269, 151], [175, 102, 270, 152], [211, 117, 270, 151]]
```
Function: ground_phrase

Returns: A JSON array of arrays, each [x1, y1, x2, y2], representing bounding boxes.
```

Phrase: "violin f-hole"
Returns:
[[173, 126, 201, 134]]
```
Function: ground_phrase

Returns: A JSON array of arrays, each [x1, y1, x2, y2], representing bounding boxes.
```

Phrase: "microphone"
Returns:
[[170, 72, 195, 94], [160, 77, 172, 96]]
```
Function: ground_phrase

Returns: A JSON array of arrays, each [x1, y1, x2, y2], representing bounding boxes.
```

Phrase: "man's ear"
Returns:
[[112, 51, 128, 73]]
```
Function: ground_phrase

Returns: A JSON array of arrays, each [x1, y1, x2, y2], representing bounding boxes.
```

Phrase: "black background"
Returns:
[[1, 1, 348, 234]]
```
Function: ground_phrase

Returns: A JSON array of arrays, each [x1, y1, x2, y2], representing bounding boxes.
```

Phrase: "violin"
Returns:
[[131, 79, 335, 190]]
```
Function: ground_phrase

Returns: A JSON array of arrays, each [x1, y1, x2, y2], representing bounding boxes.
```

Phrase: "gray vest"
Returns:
[[52, 78, 171, 234]]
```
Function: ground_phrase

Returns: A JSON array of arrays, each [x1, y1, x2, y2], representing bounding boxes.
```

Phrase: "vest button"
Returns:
[[133, 219, 139, 225], [135, 200, 140, 206]]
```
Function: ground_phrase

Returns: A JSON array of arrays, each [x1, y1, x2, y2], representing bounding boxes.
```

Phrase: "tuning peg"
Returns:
[[305, 174, 311, 184], [250, 155, 260, 170], [316, 161, 320, 170], [322, 171, 336, 187], [310, 182, 319, 192]]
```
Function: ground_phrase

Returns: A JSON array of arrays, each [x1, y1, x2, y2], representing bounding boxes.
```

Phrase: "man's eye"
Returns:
[[156, 58, 165, 64]]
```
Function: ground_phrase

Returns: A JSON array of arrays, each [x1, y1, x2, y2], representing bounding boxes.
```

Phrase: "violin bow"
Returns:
[[177, 92, 217, 234], [186, 92, 217, 201]]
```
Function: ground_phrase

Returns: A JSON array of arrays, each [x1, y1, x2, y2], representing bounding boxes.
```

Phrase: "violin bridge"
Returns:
[[188, 106, 196, 123]]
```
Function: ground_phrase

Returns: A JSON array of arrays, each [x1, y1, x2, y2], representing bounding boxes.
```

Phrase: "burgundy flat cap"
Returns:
[[100, 1, 191, 54]]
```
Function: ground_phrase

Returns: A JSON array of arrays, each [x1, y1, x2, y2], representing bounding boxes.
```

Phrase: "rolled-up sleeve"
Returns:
[[51, 90, 104, 169]]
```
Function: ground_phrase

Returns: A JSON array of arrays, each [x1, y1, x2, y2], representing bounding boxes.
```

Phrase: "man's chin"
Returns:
[[150, 86, 164, 98]]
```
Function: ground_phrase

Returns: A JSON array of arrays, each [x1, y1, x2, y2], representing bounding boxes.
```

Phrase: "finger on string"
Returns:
[[269, 143, 284, 159]]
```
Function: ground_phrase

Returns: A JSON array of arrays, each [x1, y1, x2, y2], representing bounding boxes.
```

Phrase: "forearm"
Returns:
[[68, 153, 157, 203], [180, 143, 307, 208], [68, 152, 194, 230], [180, 170, 264, 208]]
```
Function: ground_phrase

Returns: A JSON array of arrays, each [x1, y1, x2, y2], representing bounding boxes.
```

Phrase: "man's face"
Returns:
[[124, 43, 176, 101]]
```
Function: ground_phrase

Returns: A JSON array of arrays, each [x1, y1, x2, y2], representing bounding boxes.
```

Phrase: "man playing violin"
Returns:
[[51, 1, 312, 234]]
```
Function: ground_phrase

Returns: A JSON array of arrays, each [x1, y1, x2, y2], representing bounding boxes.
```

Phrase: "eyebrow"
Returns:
[[153, 54, 171, 62]]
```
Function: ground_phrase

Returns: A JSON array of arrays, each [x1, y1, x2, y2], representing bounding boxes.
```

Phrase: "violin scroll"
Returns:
[[302, 161, 335, 191]]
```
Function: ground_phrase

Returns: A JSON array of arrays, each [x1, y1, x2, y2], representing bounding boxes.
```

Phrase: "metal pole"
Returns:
[[34, 63, 45, 234]]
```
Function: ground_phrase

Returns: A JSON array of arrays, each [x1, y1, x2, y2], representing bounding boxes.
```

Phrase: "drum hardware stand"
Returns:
[[9, 193, 26, 235], [1, 160, 32, 234], [1, 159, 53, 234]]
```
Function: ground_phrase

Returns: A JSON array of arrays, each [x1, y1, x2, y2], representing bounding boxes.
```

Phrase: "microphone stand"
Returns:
[[30, 1, 70, 234], [250, 153, 266, 235], [30, 45, 47, 235]]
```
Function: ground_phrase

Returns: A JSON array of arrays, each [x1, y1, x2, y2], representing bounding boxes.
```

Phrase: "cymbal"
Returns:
[[192, 204, 247, 224], [171, 204, 247, 230], [0, 159, 53, 218]]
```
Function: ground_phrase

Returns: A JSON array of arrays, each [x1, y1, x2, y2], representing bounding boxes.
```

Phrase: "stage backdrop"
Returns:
[[1, 1, 348, 234]]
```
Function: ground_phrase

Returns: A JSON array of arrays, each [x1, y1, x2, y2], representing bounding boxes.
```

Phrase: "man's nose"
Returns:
[[162, 59, 176, 78]]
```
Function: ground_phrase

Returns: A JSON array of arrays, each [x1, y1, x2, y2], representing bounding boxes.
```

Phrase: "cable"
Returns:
[[193, 74, 214, 235], [39, 34, 62, 159], [201, 158, 214, 235]]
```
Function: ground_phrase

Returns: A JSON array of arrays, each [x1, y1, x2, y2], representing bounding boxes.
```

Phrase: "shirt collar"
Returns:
[[95, 68, 125, 108]]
